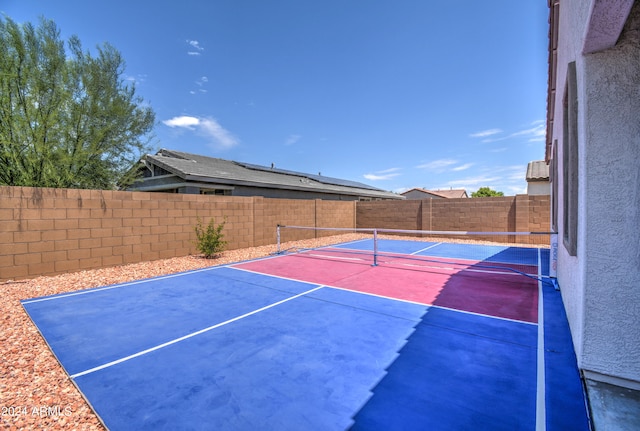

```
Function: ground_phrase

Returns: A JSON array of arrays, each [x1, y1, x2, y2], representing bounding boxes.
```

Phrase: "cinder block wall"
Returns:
[[357, 200, 423, 232], [1, 186, 549, 281], [357, 195, 551, 244], [0, 187, 355, 281]]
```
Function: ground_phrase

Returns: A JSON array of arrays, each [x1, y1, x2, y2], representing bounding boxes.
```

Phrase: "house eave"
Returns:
[[183, 174, 402, 199]]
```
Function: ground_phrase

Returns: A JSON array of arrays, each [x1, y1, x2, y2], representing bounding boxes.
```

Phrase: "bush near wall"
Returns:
[[0, 187, 355, 281]]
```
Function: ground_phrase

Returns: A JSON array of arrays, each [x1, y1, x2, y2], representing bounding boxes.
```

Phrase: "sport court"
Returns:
[[21, 234, 590, 430]]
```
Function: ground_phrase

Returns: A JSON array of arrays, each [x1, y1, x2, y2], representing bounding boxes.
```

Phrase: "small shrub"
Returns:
[[194, 217, 227, 258]]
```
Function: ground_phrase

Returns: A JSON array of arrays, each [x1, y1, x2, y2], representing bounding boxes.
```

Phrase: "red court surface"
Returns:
[[233, 250, 539, 323]]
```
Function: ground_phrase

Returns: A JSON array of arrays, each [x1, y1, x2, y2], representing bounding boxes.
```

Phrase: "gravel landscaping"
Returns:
[[0, 234, 365, 430]]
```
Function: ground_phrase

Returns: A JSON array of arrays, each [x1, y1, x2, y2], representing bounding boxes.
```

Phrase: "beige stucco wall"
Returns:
[[551, 0, 640, 388]]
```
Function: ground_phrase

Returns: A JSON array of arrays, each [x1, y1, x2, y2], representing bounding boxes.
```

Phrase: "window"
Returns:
[[562, 62, 578, 256], [200, 189, 231, 196]]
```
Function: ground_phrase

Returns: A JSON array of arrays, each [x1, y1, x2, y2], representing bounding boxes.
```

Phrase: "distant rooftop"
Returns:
[[526, 161, 550, 182], [132, 149, 403, 200], [401, 188, 469, 199]]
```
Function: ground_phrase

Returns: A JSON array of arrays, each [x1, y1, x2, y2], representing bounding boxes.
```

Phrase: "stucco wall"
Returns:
[[552, 0, 640, 387], [581, 2, 640, 386], [526, 181, 550, 196]]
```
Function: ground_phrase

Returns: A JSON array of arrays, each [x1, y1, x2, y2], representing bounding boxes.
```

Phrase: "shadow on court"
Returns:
[[349, 249, 590, 431]]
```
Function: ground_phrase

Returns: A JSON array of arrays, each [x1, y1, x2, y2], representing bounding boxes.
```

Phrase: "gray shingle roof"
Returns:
[[144, 149, 402, 199]]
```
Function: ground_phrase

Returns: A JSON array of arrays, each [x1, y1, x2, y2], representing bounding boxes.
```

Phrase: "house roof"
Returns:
[[401, 188, 468, 198], [139, 149, 403, 199], [526, 160, 550, 182]]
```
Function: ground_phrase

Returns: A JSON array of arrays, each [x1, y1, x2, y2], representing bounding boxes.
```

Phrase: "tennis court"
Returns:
[[21, 233, 590, 430]]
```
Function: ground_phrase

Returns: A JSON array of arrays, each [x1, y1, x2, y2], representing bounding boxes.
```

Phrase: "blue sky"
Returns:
[[3, 1, 549, 196]]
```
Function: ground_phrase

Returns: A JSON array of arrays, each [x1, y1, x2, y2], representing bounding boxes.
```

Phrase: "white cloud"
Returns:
[[124, 73, 147, 85], [510, 124, 544, 138], [364, 173, 400, 181], [187, 40, 204, 49], [470, 128, 503, 138], [163, 115, 239, 149], [416, 159, 458, 170], [446, 176, 502, 187], [186, 40, 204, 55], [480, 122, 546, 143], [190, 76, 209, 95], [284, 134, 301, 146], [452, 163, 473, 171], [443, 164, 528, 195], [364, 167, 401, 181], [163, 115, 200, 128], [417, 159, 473, 173], [198, 118, 239, 148]]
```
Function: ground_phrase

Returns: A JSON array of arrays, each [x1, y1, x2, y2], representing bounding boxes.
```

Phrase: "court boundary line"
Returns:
[[536, 248, 546, 431], [21, 249, 318, 305], [69, 284, 325, 379], [20, 264, 237, 305]]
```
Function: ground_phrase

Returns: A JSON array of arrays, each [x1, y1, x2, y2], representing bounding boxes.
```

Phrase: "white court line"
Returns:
[[69, 285, 324, 379], [232, 266, 537, 326], [326, 238, 371, 248], [21, 265, 234, 304], [305, 253, 367, 262], [410, 242, 443, 255], [536, 248, 546, 431], [22, 248, 324, 305]]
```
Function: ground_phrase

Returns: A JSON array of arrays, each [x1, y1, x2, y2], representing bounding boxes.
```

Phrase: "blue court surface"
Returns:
[[21, 239, 590, 430]]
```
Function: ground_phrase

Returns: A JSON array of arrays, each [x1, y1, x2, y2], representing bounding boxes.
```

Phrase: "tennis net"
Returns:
[[275, 225, 556, 283]]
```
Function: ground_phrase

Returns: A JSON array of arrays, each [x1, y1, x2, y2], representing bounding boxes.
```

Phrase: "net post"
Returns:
[[276, 224, 281, 254], [372, 229, 378, 267]]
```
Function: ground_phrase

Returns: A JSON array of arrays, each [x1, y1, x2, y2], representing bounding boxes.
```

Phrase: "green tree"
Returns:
[[471, 187, 504, 197], [0, 16, 155, 189]]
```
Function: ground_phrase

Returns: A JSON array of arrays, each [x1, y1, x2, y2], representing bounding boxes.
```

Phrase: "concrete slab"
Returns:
[[586, 379, 640, 431]]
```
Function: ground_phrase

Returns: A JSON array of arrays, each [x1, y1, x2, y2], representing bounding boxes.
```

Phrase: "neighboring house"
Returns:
[[401, 188, 468, 200], [127, 149, 403, 201], [546, 0, 639, 402], [525, 160, 550, 195]]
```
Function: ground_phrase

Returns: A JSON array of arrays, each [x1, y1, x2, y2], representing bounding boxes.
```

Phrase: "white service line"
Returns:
[[535, 248, 546, 431], [21, 265, 229, 304], [410, 242, 443, 255], [306, 253, 367, 262], [70, 285, 324, 379]]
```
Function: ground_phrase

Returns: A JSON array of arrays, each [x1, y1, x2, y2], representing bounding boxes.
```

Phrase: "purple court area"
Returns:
[[21, 238, 590, 430]]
